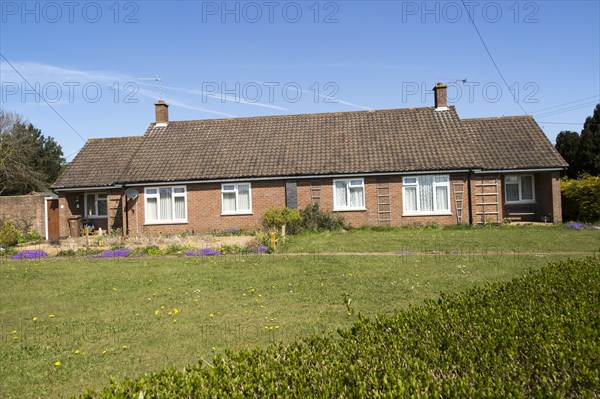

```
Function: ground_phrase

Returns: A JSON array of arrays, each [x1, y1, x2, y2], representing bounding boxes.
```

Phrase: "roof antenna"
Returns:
[[139, 74, 163, 99], [438, 77, 468, 84]]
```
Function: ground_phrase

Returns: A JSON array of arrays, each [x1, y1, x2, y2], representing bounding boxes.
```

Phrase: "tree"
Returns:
[[0, 110, 65, 195], [555, 130, 581, 178], [554, 103, 600, 177], [578, 104, 600, 176]]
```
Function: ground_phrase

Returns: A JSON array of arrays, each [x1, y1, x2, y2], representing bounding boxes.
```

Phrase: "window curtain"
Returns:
[[174, 197, 186, 219], [223, 192, 236, 212], [147, 197, 158, 220], [521, 176, 533, 200], [418, 176, 434, 212], [335, 181, 348, 207], [86, 194, 95, 216], [159, 188, 173, 220], [404, 186, 417, 212], [238, 185, 250, 211], [349, 186, 364, 207], [506, 183, 519, 201], [435, 186, 449, 211]]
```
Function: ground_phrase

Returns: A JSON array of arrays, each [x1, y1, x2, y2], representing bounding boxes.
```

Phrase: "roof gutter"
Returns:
[[473, 167, 565, 174], [124, 169, 473, 187], [52, 185, 123, 192]]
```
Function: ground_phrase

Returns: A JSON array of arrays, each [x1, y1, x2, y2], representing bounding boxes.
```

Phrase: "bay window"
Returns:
[[403, 175, 450, 214], [145, 186, 187, 223], [222, 183, 252, 214], [505, 175, 534, 203], [334, 178, 365, 210]]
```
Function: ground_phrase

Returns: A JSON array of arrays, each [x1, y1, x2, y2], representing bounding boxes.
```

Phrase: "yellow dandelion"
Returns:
[[74, 349, 80, 354], [194, 299, 199, 302], [217, 311, 221, 315], [54, 361, 61, 367], [49, 314, 55, 318], [112, 288, 118, 291], [264, 326, 269, 330], [173, 308, 180, 314], [258, 294, 262, 297], [102, 350, 107, 355], [11, 330, 16, 334], [122, 345, 128, 350], [275, 326, 280, 329], [260, 305, 264, 308], [243, 293, 246, 297], [32, 317, 37, 321], [13, 336, 18, 340], [173, 319, 177, 324], [168, 311, 172, 316], [211, 347, 216, 351], [155, 310, 159, 316], [209, 313, 214, 317], [160, 305, 165, 309]]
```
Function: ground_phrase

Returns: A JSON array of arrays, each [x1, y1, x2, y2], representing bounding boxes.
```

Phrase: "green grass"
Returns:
[[283, 224, 600, 253], [0, 226, 597, 398]]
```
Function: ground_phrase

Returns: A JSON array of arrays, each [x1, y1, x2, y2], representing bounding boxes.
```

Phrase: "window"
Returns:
[[505, 175, 535, 203], [222, 183, 252, 214], [403, 175, 450, 214], [334, 178, 365, 210], [85, 193, 107, 218], [145, 186, 187, 223]]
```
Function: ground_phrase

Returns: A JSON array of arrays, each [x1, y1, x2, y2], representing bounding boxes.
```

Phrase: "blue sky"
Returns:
[[1, 0, 599, 161]]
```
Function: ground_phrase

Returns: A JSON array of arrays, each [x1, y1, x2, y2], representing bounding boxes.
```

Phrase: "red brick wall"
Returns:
[[58, 171, 563, 235], [0, 194, 47, 236]]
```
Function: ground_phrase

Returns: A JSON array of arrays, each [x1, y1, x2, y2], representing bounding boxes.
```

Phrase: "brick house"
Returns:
[[51, 84, 567, 237]]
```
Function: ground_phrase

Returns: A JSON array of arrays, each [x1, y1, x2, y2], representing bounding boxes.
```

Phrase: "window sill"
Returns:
[[333, 207, 367, 212], [402, 212, 453, 217], [221, 212, 253, 216], [505, 200, 536, 205], [144, 220, 188, 226]]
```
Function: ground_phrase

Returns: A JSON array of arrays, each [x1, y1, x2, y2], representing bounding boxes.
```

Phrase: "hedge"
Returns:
[[561, 174, 600, 222], [77, 256, 600, 398]]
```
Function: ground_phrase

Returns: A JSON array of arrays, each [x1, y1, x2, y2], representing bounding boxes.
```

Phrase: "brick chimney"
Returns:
[[155, 100, 169, 125], [433, 83, 448, 111]]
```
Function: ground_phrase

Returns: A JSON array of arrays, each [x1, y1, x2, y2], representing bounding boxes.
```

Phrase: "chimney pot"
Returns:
[[155, 100, 169, 125], [433, 83, 448, 111]]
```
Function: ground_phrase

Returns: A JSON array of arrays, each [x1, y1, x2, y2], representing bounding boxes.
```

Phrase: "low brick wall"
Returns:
[[0, 194, 47, 236]]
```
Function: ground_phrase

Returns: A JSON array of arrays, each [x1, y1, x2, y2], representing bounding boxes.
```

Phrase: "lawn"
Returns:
[[0, 226, 598, 398], [283, 224, 600, 254]]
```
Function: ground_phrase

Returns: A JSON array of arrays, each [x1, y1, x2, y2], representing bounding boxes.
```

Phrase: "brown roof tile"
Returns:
[[52, 136, 143, 189], [53, 106, 567, 189]]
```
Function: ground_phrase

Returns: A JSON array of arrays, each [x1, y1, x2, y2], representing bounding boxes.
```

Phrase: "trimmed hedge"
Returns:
[[561, 174, 600, 222], [77, 256, 600, 398]]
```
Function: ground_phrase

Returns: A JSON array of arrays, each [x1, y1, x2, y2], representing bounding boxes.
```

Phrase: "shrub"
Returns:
[[561, 174, 600, 222], [262, 207, 301, 231], [0, 218, 20, 247], [164, 244, 194, 255], [76, 256, 600, 398], [290, 203, 349, 233], [137, 245, 163, 256], [57, 249, 77, 257]]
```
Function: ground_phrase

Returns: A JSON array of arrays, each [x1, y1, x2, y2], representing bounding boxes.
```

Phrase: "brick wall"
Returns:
[[0, 194, 47, 236], [58, 171, 562, 235], [58, 192, 110, 237]]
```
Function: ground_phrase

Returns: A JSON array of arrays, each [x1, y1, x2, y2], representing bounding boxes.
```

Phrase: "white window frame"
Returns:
[[504, 175, 535, 204], [84, 192, 107, 218], [402, 175, 452, 215], [333, 178, 366, 211], [221, 183, 252, 215], [144, 186, 188, 224]]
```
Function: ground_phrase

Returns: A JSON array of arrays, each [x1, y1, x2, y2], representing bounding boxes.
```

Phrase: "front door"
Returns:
[[47, 199, 60, 239]]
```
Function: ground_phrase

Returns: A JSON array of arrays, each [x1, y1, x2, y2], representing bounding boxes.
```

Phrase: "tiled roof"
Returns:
[[462, 116, 568, 169], [52, 106, 567, 189], [52, 136, 143, 189]]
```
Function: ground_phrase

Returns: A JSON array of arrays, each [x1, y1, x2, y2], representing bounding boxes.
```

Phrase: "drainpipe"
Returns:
[[467, 170, 473, 225]]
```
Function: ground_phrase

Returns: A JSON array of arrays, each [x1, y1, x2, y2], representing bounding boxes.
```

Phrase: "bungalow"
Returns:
[[51, 84, 567, 237]]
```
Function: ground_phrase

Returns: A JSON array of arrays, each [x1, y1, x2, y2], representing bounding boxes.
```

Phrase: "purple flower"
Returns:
[[99, 249, 131, 258], [567, 223, 586, 230], [228, 227, 240, 233], [11, 250, 48, 259], [185, 248, 222, 256], [252, 245, 268, 253]]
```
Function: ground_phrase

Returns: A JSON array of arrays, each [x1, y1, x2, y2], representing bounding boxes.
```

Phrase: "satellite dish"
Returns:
[[125, 188, 139, 199]]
